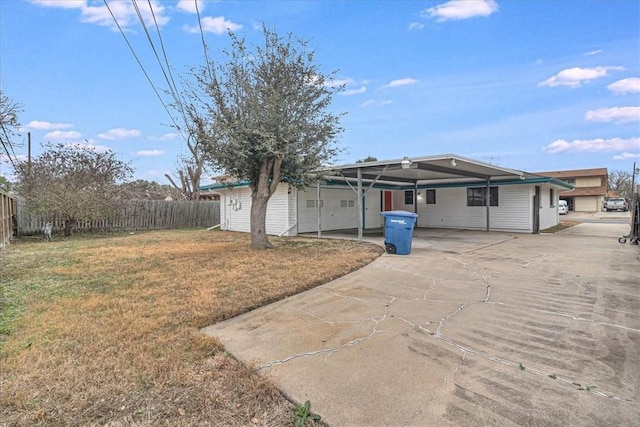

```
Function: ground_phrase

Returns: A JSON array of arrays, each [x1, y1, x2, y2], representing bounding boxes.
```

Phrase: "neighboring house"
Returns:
[[534, 168, 607, 212], [201, 154, 573, 237]]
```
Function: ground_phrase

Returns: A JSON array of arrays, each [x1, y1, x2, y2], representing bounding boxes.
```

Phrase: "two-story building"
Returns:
[[535, 168, 608, 212]]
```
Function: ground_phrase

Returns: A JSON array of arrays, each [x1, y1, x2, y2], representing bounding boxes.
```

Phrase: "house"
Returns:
[[535, 168, 607, 212], [200, 154, 574, 238]]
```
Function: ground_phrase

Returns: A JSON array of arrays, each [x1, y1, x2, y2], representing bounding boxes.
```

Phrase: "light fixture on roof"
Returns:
[[401, 157, 412, 169], [450, 159, 457, 167]]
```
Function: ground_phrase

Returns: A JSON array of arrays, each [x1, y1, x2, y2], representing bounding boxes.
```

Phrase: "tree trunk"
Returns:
[[250, 191, 271, 249], [249, 157, 282, 249], [63, 219, 76, 237]]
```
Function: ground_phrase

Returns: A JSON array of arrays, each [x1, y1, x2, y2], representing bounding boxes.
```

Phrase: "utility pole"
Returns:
[[27, 131, 31, 174]]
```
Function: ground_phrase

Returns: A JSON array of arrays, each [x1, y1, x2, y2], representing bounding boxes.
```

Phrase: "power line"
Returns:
[[144, 0, 190, 129], [102, 0, 186, 142], [195, 0, 214, 82], [0, 123, 17, 167]]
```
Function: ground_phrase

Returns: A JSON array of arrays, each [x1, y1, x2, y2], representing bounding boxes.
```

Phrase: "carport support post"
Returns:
[[357, 167, 363, 242], [414, 182, 419, 215], [486, 179, 490, 232], [316, 180, 322, 238]]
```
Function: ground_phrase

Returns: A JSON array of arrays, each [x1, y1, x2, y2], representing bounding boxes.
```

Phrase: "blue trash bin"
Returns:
[[380, 210, 418, 255]]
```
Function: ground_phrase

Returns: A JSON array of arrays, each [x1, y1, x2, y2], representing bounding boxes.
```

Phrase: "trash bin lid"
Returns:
[[380, 210, 418, 218]]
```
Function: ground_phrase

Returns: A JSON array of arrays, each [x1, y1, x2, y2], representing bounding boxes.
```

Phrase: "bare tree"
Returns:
[[164, 133, 207, 201], [608, 169, 633, 199], [186, 25, 344, 249], [0, 90, 22, 166], [14, 143, 133, 236]]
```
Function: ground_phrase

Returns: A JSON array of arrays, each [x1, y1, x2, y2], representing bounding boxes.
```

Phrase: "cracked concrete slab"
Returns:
[[201, 224, 639, 426]]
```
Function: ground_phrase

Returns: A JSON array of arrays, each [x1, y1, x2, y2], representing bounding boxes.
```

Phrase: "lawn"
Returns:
[[0, 229, 383, 426]]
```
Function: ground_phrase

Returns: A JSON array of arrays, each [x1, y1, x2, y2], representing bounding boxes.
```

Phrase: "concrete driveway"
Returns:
[[202, 224, 639, 426]]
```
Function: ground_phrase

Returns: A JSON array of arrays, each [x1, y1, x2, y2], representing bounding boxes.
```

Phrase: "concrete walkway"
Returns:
[[202, 224, 639, 426]]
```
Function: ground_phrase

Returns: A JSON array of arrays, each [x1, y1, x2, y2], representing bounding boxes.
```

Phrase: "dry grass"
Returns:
[[540, 220, 579, 233], [0, 229, 382, 426]]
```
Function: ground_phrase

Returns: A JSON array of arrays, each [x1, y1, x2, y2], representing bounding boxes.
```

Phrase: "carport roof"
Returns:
[[199, 153, 574, 191], [322, 153, 523, 185]]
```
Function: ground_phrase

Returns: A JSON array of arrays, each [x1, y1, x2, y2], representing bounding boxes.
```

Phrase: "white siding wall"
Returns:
[[285, 186, 297, 237], [416, 185, 534, 232], [296, 186, 383, 233], [220, 187, 252, 233], [219, 184, 293, 236], [392, 189, 417, 214], [297, 187, 358, 232], [265, 185, 293, 235], [220, 182, 558, 236]]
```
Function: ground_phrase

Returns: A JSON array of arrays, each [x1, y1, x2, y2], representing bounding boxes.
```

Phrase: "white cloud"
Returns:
[[607, 77, 640, 95], [340, 86, 366, 96], [409, 22, 424, 30], [23, 120, 73, 131], [538, 66, 624, 88], [177, 0, 204, 14], [423, 0, 498, 22], [148, 132, 179, 141], [30, 0, 169, 31], [134, 149, 164, 157], [359, 99, 393, 108], [543, 137, 640, 153], [183, 16, 242, 34], [384, 78, 418, 88], [45, 130, 82, 141], [613, 152, 640, 160], [584, 49, 603, 56], [585, 107, 640, 124], [98, 128, 142, 140], [29, 0, 85, 9]]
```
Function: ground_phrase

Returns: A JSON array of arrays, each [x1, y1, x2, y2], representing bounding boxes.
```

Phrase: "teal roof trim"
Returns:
[[323, 176, 574, 191], [200, 176, 574, 192], [200, 181, 250, 191]]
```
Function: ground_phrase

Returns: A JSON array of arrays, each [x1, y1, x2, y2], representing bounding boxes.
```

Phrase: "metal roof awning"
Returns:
[[323, 153, 524, 186]]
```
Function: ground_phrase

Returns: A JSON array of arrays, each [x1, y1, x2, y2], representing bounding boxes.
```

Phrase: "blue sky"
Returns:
[[1, 0, 639, 185]]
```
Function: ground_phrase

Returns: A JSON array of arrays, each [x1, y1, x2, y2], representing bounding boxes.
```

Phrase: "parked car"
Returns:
[[604, 198, 629, 212], [558, 200, 568, 215]]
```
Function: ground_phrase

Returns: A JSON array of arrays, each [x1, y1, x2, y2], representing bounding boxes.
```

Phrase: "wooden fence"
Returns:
[[1, 190, 16, 249], [16, 199, 220, 236]]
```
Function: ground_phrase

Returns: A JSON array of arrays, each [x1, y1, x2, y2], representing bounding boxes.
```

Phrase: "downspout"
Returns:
[[414, 181, 419, 215], [316, 180, 322, 238], [357, 167, 363, 242], [279, 222, 297, 237], [486, 179, 490, 232]]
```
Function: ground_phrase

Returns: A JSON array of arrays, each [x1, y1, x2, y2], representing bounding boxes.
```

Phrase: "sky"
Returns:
[[1, 0, 639, 186]]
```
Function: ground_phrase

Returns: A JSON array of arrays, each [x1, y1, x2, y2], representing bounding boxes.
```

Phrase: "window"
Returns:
[[467, 187, 498, 206], [306, 200, 323, 208], [340, 200, 355, 208], [404, 190, 414, 205], [550, 189, 555, 207], [467, 188, 484, 206], [426, 189, 436, 205]]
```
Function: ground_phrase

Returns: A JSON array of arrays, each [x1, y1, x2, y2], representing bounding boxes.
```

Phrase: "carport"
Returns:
[[315, 154, 525, 241]]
